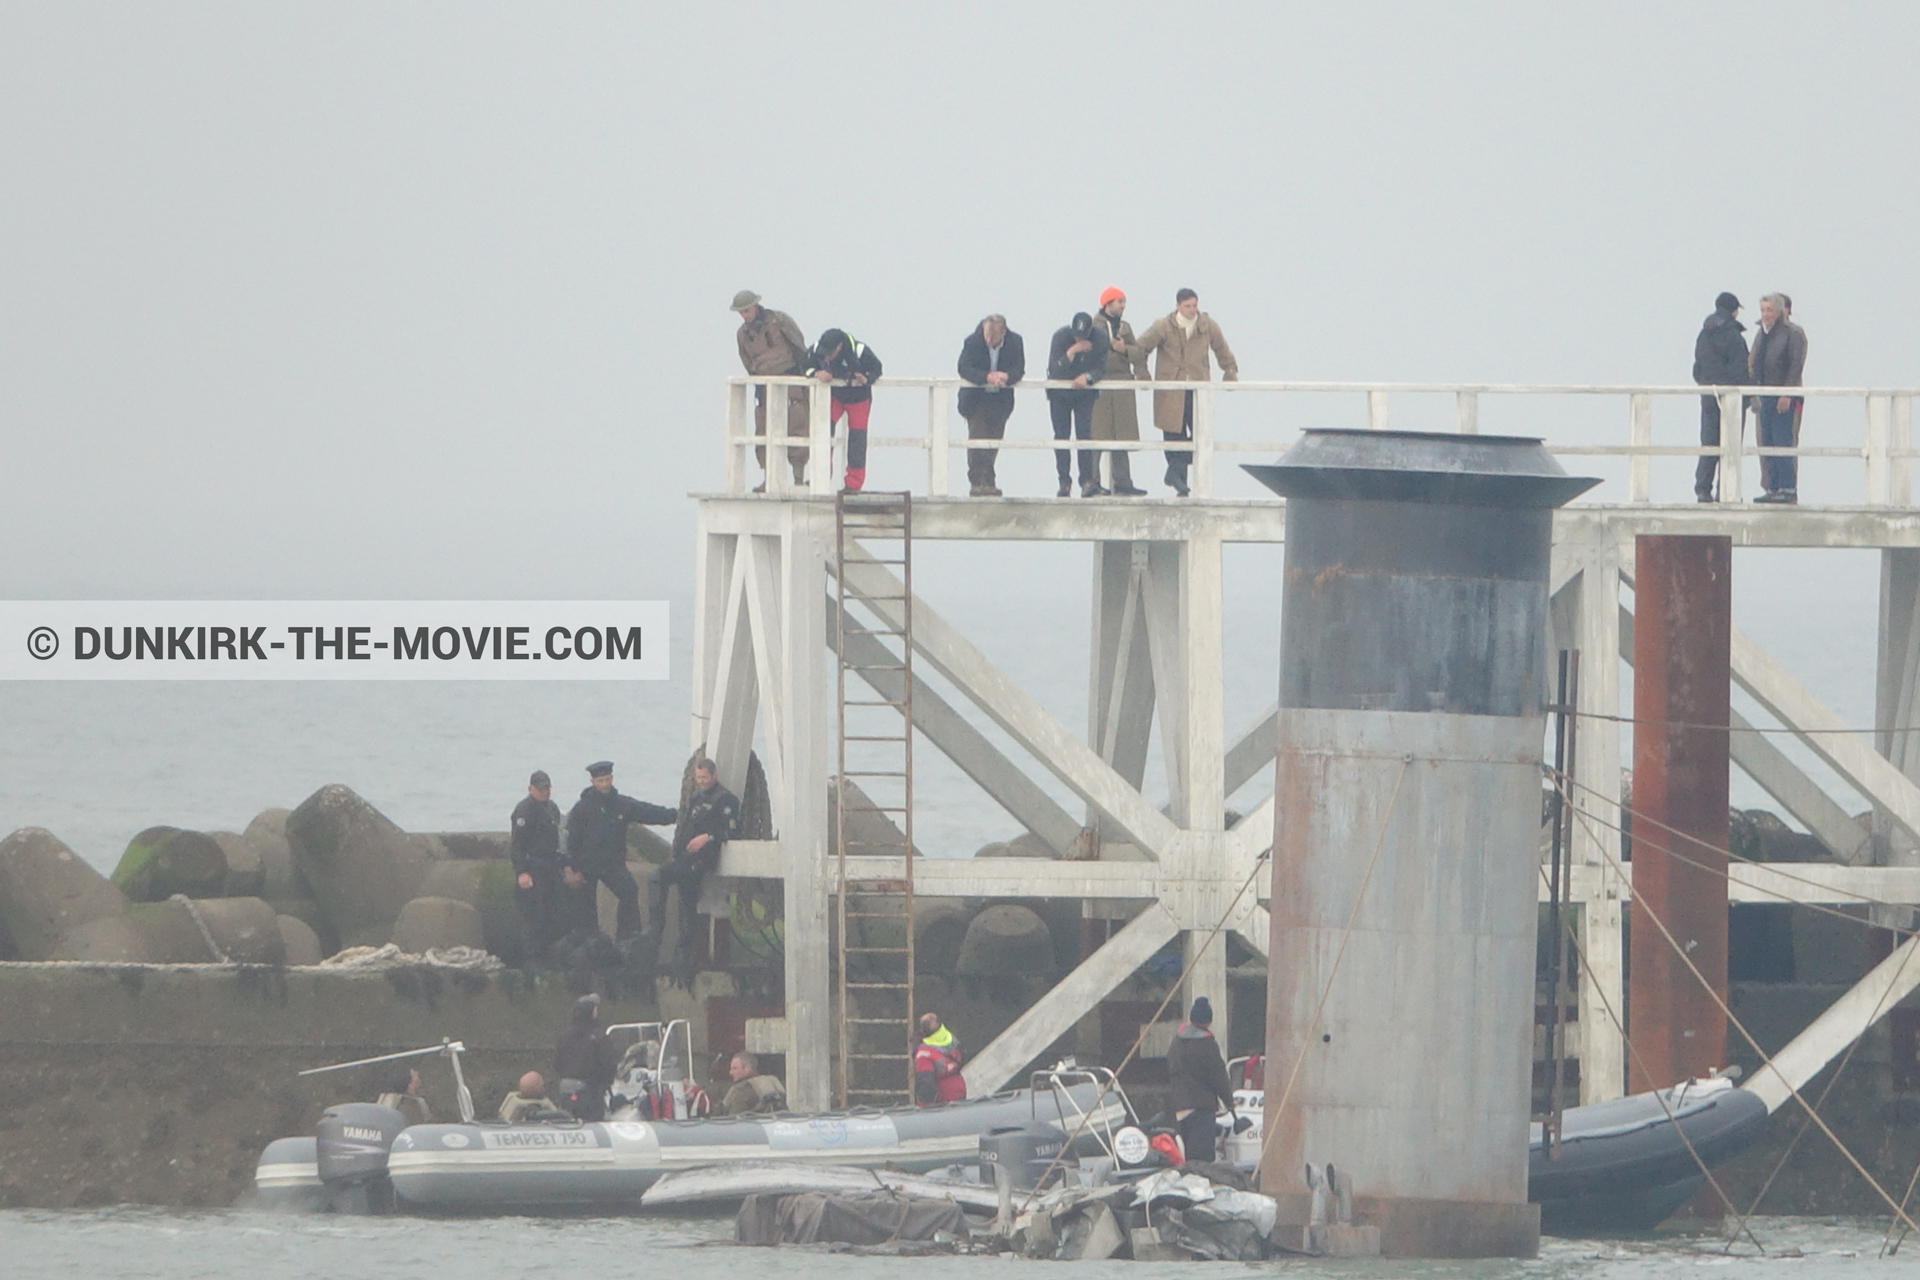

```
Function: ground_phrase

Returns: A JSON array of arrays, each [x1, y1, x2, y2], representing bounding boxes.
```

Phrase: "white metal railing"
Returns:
[[724, 376, 1918, 506]]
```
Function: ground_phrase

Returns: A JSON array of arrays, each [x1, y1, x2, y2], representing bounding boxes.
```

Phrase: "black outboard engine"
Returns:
[[979, 1121, 1070, 1191], [314, 1103, 408, 1213]]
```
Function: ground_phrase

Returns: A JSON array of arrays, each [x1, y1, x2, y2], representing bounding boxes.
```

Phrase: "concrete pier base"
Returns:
[[1272, 1193, 1541, 1259]]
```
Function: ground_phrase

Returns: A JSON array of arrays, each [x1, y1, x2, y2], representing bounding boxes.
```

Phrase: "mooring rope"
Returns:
[[1568, 803, 1920, 1239], [170, 892, 229, 963]]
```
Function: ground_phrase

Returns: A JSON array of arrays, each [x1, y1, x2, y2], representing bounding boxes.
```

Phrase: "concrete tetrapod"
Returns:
[[111, 826, 230, 902], [956, 904, 1056, 978], [276, 914, 324, 965], [0, 827, 142, 961], [391, 897, 486, 953], [285, 786, 436, 948]]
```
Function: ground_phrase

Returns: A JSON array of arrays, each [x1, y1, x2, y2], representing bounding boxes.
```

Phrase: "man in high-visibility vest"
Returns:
[[913, 1011, 966, 1105]]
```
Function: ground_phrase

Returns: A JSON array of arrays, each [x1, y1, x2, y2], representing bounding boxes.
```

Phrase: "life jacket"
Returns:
[[914, 1028, 966, 1103]]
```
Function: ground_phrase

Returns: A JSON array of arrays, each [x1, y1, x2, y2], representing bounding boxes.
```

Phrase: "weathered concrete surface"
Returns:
[[0, 829, 137, 961], [210, 832, 263, 898], [246, 809, 304, 901], [390, 897, 485, 952], [112, 827, 229, 902], [0, 963, 660, 1208], [956, 904, 1056, 977], [276, 915, 322, 965]]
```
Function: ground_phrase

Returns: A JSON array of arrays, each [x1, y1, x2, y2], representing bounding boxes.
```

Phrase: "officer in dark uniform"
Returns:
[[562, 761, 677, 941], [510, 769, 565, 962], [644, 757, 740, 970]]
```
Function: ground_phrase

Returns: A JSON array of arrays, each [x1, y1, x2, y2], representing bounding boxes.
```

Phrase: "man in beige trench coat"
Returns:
[[1090, 286, 1149, 496], [1136, 288, 1239, 497]]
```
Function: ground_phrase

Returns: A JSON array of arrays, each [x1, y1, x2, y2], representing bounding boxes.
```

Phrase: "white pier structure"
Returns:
[[698, 374, 1920, 1111]]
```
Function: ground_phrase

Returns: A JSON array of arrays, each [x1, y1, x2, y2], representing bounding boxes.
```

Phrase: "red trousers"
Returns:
[[833, 398, 870, 489]]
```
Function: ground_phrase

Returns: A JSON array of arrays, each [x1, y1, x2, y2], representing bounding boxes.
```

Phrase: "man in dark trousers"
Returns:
[[554, 993, 618, 1121], [1047, 311, 1106, 498], [563, 761, 677, 942], [808, 328, 884, 493], [1750, 292, 1809, 504], [645, 757, 739, 974], [1166, 996, 1235, 1163], [509, 769, 565, 962], [1691, 292, 1749, 502], [956, 314, 1025, 497]]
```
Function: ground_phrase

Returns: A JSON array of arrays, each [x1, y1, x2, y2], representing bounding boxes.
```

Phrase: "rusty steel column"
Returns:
[[1628, 534, 1732, 1091]]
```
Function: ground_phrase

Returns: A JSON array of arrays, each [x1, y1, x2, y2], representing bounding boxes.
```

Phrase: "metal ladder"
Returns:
[[834, 491, 917, 1108]]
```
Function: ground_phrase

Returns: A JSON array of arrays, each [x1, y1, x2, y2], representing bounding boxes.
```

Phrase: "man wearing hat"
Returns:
[[562, 762, 678, 942], [1691, 291, 1749, 502], [732, 291, 811, 492], [509, 769, 566, 962], [1166, 996, 1235, 1163], [1090, 288, 1150, 496]]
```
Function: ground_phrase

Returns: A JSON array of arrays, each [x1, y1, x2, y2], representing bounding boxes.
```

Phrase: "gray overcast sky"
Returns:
[[3, 2, 1917, 603]]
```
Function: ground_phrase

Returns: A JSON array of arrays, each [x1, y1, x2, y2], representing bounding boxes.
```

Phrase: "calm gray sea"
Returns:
[[0, 545, 1888, 872], [0, 1210, 1907, 1280]]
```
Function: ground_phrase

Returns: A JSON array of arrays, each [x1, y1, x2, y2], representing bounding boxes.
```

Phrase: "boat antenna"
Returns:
[[298, 1038, 474, 1123]]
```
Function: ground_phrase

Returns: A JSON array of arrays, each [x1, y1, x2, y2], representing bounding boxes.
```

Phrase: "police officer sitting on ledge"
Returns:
[[375, 1064, 432, 1127], [562, 761, 677, 945], [641, 757, 739, 976]]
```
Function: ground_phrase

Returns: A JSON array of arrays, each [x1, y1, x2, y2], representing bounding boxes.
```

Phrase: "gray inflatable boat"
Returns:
[[253, 1024, 1134, 1213]]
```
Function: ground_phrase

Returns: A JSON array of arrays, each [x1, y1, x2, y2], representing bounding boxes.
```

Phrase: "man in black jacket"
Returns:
[[510, 769, 565, 962], [1047, 312, 1106, 498], [555, 993, 619, 1121], [1165, 996, 1235, 1163], [808, 329, 884, 493], [1692, 292, 1749, 502], [645, 758, 739, 973], [956, 315, 1025, 497], [563, 761, 677, 941]]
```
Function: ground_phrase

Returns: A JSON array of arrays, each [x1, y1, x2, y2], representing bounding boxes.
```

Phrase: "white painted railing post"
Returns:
[[1867, 394, 1892, 507], [764, 379, 790, 497], [1455, 391, 1479, 434], [1367, 389, 1389, 431], [1895, 395, 1914, 508], [1628, 393, 1653, 503], [1719, 391, 1745, 503], [1192, 387, 1216, 498], [725, 381, 748, 494], [809, 380, 834, 497], [928, 385, 950, 497]]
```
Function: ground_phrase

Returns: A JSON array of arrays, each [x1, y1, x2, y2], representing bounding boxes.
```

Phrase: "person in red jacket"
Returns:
[[913, 1012, 966, 1105]]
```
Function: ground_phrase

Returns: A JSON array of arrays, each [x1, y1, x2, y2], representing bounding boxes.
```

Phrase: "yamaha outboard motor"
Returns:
[[314, 1103, 408, 1213], [979, 1122, 1070, 1191]]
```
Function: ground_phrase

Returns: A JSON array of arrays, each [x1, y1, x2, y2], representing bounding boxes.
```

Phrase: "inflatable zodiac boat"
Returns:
[[253, 1022, 1134, 1213]]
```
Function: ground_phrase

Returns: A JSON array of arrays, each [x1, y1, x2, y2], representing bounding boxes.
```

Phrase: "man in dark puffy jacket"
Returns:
[[808, 329, 884, 493], [1692, 292, 1749, 502], [1165, 997, 1234, 1163], [644, 757, 739, 973], [510, 769, 565, 962], [555, 994, 618, 1121], [956, 315, 1025, 496], [1047, 312, 1107, 498], [563, 761, 677, 941]]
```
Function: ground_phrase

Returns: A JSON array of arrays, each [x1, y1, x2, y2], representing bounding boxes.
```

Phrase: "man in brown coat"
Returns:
[[732, 290, 810, 491], [1090, 287, 1149, 496], [1136, 289, 1239, 496]]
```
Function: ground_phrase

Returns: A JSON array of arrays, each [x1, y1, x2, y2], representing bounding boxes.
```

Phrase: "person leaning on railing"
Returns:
[[1136, 288, 1238, 498], [807, 328, 883, 494], [956, 314, 1025, 497], [1691, 291, 1749, 503], [1046, 312, 1107, 498], [732, 290, 811, 492], [1750, 292, 1809, 505]]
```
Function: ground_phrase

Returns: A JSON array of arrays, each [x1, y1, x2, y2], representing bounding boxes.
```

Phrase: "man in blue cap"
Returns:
[[1166, 996, 1235, 1163], [562, 761, 677, 942]]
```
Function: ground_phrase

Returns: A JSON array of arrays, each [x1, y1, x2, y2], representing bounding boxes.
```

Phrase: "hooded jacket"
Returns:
[[1692, 310, 1750, 386], [1047, 316, 1106, 407], [807, 333, 883, 404], [1166, 1021, 1234, 1114]]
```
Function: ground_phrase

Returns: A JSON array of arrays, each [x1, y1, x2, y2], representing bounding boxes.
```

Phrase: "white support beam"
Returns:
[[779, 506, 833, 1110], [1876, 549, 1920, 928], [1731, 623, 1920, 846], [1748, 932, 1920, 1114], [1617, 603, 1870, 863], [828, 605, 1083, 855], [704, 544, 759, 792], [836, 547, 1181, 856], [1224, 704, 1279, 797], [962, 903, 1181, 1094]]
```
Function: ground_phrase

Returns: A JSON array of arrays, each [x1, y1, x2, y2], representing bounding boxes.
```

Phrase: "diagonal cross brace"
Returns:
[[835, 544, 1179, 856]]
